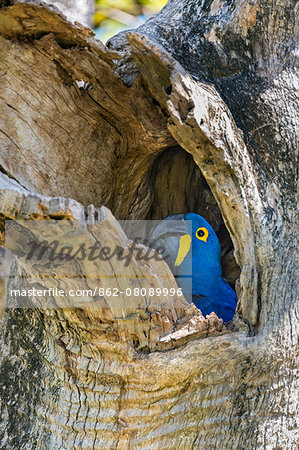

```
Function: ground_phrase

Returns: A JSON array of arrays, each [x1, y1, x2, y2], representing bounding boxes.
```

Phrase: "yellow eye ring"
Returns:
[[196, 227, 209, 242]]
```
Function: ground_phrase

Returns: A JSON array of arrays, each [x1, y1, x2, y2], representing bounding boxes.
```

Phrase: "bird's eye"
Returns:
[[196, 227, 209, 242]]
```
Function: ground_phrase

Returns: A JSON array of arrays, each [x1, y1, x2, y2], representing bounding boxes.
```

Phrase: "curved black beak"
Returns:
[[150, 214, 191, 274], [150, 214, 187, 242]]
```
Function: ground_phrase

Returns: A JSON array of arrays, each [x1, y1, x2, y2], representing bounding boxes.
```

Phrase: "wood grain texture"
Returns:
[[0, 1, 298, 448]]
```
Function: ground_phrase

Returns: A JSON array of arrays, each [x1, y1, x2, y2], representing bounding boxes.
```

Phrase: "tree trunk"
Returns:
[[0, 1, 298, 448]]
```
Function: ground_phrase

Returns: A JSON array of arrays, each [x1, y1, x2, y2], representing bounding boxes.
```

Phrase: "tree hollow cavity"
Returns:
[[146, 147, 240, 290]]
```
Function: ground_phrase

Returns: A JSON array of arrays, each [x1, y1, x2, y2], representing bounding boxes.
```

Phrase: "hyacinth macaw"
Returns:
[[151, 213, 238, 322]]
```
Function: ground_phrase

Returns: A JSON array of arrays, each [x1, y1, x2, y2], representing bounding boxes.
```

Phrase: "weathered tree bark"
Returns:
[[0, 1, 298, 448]]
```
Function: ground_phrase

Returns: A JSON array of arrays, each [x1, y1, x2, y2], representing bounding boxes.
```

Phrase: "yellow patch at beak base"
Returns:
[[175, 234, 191, 267]]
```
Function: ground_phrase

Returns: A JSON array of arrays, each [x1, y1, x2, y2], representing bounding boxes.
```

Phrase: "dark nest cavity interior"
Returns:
[[146, 147, 240, 290]]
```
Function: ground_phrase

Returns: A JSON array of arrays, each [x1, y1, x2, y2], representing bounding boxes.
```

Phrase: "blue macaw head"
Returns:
[[150, 213, 237, 322], [184, 212, 222, 279], [151, 212, 222, 282]]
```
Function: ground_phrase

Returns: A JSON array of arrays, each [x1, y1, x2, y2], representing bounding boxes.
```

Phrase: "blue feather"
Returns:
[[151, 213, 238, 322], [184, 213, 238, 322]]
